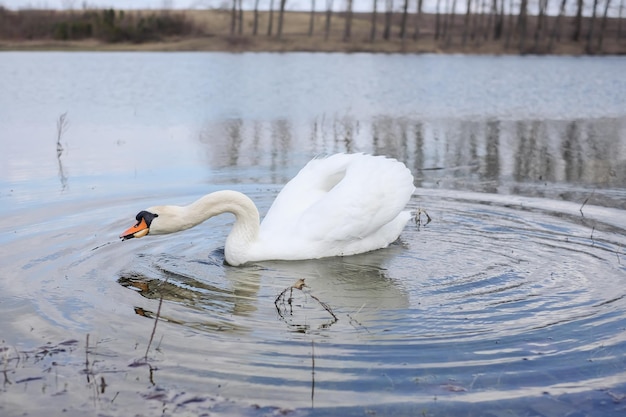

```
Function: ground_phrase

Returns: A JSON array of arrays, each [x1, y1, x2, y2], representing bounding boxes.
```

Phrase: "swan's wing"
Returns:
[[261, 154, 415, 243], [297, 154, 415, 241], [260, 154, 356, 234]]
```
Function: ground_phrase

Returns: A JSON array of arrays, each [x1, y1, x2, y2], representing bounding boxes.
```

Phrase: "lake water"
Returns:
[[0, 52, 625, 416]]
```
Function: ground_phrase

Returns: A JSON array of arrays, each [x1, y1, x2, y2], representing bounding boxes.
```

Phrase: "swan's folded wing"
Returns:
[[294, 154, 415, 243], [260, 153, 414, 245], [260, 153, 360, 235]]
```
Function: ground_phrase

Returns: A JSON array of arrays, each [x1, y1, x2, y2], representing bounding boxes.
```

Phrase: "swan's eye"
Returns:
[[135, 211, 158, 226]]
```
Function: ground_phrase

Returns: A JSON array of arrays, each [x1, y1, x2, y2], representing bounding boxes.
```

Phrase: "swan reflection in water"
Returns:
[[117, 242, 410, 334]]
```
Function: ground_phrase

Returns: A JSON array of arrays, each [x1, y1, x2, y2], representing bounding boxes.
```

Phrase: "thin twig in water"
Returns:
[[100, 376, 107, 394], [347, 312, 371, 333], [311, 340, 315, 409], [144, 279, 167, 361], [590, 226, 596, 246], [90, 242, 114, 251], [414, 207, 432, 229], [56, 112, 69, 158], [346, 303, 371, 333], [274, 279, 338, 328], [579, 198, 589, 217], [579, 189, 595, 218], [84, 333, 90, 383], [308, 293, 338, 321], [156, 334, 164, 352], [84, 333, 101, 405], [55, 112, 69, 190]]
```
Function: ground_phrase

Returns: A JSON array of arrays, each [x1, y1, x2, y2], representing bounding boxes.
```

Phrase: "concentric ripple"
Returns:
[[1, 187, 625, 415]]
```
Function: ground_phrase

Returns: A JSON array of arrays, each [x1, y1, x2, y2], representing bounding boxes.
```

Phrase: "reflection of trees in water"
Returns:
[[412, 121, 425, 188], [372, 116, 403, 158], [483, 120, 500, 192], [226, 118, 244, 166], [56, 112, 69, 191], [197, 115, 625, 194], [563, 120, 584, 183], [514, 120, 555, 183], [334, 114, 357, 153], [270, 119, 292, 183]]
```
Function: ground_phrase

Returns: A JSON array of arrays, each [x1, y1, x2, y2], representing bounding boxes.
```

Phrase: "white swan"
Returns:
[[120, 153, 415, 266]]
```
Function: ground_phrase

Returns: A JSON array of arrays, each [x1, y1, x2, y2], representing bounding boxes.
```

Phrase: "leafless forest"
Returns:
[[233, 0, 625, 53], [0, 0, 624, 54]]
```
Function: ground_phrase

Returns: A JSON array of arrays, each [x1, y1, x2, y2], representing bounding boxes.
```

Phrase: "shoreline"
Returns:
[[1, 9, 624, 55], [2, 37, 623, 56]]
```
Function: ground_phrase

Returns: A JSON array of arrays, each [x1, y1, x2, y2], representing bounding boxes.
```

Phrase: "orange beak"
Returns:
[[120, 218, 149, 240]]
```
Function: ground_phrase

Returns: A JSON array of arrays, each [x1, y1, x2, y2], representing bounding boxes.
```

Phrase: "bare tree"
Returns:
[[485, 0, 498, 40], [598, 0, 613, 50], [370, 0, 378, 42], [477, 0, 488, 41], [277, 0, 288, 38], [447, 0, 459, 44], [237, 0, 244, 35], [325, 0, 334, 40], [505, 0, 515, 48], [534, 0, 548, 50], [230, 0, 237, 35], [383, 0, 393, 40], [400, 0, 410, 39], [494, 0, 505, 39], [441, 0, 450, 41], [253, 0, 261, 35], [463, 0, 473, 45], [619, 0, 625, 40], [586, 0, 600, 51], [344, 0, 354, 41], [470, 0, 480, 40], [517, 0, 529, 50], [435, 0, 442, 39], [550, 0, 567, 47], [573, 0, 584, 41], [413, 0, 424, 40], [309, 0, 316, 36], [268, 0, 275, 36]]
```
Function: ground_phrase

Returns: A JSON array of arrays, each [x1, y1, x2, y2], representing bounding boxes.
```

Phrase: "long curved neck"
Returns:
[[171, 191, 260, 265]]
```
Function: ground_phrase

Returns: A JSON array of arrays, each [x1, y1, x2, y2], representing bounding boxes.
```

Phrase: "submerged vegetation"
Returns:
[[0, 2, 624, 54]]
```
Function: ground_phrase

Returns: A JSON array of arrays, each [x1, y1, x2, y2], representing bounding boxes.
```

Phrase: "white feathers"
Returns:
[[145, 153, 415, 266]]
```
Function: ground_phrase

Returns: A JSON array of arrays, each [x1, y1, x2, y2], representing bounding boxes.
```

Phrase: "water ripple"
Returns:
[[1, 187, 625, 414]]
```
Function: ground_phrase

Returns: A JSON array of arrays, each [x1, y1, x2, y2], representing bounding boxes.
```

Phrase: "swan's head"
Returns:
[[120, 210, 159, 241]]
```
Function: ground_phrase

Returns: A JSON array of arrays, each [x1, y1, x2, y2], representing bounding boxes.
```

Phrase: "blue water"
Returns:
[[0, 52, 625, 416]]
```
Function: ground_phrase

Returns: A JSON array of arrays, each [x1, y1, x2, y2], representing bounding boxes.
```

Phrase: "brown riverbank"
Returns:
[[0, 8, 624, 55]]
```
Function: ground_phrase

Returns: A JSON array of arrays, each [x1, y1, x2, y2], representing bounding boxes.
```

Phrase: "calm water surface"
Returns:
[[0, 52, 625, 416]]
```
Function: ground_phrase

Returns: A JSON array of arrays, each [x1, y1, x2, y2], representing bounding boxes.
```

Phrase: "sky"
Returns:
[[4, 0, 398, 12], [0, 0, 610, 16]]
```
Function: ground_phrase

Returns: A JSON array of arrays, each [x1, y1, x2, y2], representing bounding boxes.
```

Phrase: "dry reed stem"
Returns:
[[274, 278, 338, 325], [144, 278, 168, 361]]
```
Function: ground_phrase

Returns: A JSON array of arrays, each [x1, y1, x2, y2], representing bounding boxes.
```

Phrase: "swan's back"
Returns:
[[257, 154, 415, 260]]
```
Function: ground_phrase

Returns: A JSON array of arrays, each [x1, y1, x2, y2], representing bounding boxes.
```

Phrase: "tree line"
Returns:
[[231, 0, 625, 53], [0, 1, 623, 54]]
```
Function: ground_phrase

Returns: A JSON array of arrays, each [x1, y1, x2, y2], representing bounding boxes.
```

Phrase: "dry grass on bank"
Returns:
[[0, 8, 624, 55]]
